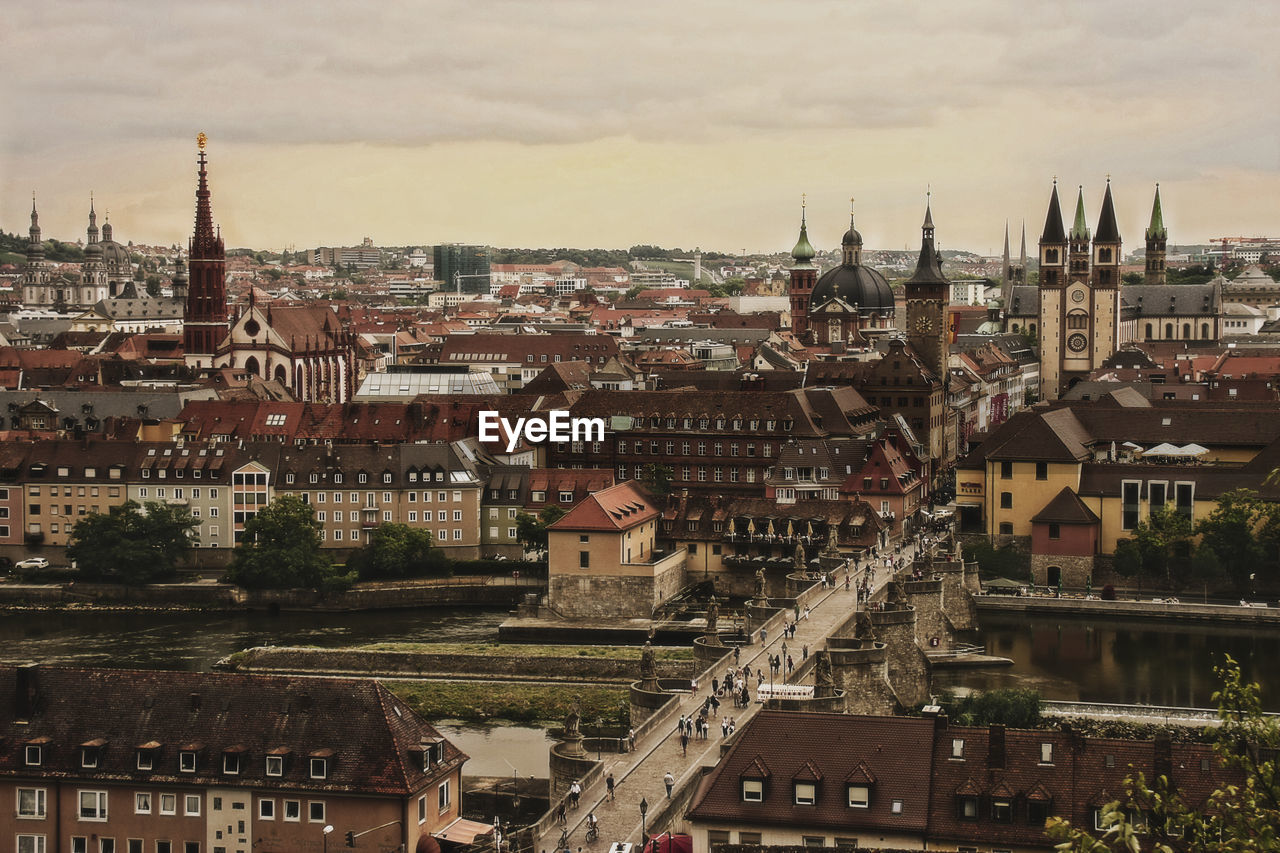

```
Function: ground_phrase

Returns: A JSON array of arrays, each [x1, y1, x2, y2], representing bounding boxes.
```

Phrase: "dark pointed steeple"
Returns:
[[26, 194, 44, 261], [184, 132, 229, 364], [1040, 180, 1066, 244], [1144, 183, 1166, 286], [907, 194, 947, 285], [1019, 221, 1027, 270], [1094, 178, 1121, 244], [87, 195, 100, 245]]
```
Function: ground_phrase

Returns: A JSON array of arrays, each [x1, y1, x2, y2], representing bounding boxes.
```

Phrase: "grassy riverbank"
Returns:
[[355, 641, 693, 660], [390, 681, 631, 726]]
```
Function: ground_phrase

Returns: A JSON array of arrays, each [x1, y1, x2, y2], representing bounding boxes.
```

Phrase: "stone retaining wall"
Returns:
[[974, 595, 1280, 625]]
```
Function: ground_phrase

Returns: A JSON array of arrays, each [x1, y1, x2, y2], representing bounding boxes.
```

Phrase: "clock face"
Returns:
[[1067, 333, 1088, 353], [1071, 290, 1086, 304], [914, 315, 933, 334]]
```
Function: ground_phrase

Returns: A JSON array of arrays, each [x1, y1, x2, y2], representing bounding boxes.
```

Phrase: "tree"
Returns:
[[1196, 489, 1268, 587], [345, 523, 450, 580], [1047, 657, 1280, 852], [145, 275, 162, 297], [67, 500, 200, 585], [515, 506, 566, 557], [228, 496, 348, 590], [941, 688, 1041, 728], [639, 464, 674, 496], [1127, 505, 1194, 584]]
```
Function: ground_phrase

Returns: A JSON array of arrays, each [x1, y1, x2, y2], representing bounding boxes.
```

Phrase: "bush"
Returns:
[[942, 687, 1042, 729]]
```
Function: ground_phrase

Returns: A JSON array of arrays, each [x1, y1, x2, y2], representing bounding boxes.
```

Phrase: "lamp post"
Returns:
[[639, 796, 648, 846], [322, 824, 334, 853], [596, 717, 604, 760]]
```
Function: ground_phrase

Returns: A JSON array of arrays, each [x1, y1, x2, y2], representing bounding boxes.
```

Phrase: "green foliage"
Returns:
[[391, 681, 630, 726], [1196, 489, 1277, 587], [940, 688, 1041, 728], [145, 275, 161, 297], [1047, 657, 1280, 852], [1166, 264, 1216, 285], [1121, 271, 1144, 285], [228, 495, 350, 590], [1127, 505, 1194, 583], [967, 539, 1030, 579], [639, 464, 674, 496], [67, 500, 200, 585], [624, 285, 644, 300], [345, 522, 450, 580], [514, 506, 566, 556]]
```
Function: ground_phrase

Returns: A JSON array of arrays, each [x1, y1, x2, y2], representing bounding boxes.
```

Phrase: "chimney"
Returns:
[[988, 724, 1006, 770], [15, 662, 39, 720], [1154, 733, 1172, 781]]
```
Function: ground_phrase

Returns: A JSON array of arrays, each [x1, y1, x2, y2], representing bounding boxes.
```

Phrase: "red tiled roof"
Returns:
[[548, 480, 657, 531]]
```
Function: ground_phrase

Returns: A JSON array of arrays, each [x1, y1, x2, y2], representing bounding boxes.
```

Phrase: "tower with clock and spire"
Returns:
[[787, 195, 818, 338], [1036, 179, 1121, 399], [903, 193, 950, 383]]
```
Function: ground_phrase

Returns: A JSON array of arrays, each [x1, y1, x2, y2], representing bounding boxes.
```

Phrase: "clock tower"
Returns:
[[903, 196, 949, 383]]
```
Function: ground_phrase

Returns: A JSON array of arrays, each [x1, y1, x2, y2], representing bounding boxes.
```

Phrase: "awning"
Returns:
[[434, 817, 495, 845]]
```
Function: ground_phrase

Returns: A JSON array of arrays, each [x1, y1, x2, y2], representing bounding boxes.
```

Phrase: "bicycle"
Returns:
[[585, 818, 599, 843], [558, 829, 569, 850]]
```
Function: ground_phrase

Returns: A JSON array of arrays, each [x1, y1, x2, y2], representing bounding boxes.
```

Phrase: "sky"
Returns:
[[2, 1, 1277, 256]]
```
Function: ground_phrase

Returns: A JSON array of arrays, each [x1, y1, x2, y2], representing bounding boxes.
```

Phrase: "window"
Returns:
[[891, 800, 903, 814], [18, 837, 47, 853], [742, 779, 763, 802], [1000, 460, 1013, 479], [183, 844, 199, 853], [156, 844, 172, 853], [419, 794, 428, 824], [266, 754, 284, 776], [135, 792, 152, 815], [1149, 481, 1167, 512], [579, 551, 590, 568], [738, 833, 761, 846], [958, 796, 979, 820], [833, 839, 859, 850], [259, 799, 275, 820], [992, 798, 1013, 822], [999, 522, 1014, 535], [179, 751, 196, 772], [1035, 461, 1048, 480], [1000, 491, 1012, 509], [79, 790, 108, 820], [438, 780, 451, 813], [951, 738, 964, 759], [1122, 481, 1141, 530], [18, 787, 47, 817], [1175, 482, 1194, 520], [184, 795, 201, 816], [1028, 799, 1051, 825], [223, 752, 241, 775], [802, 838, 825, 848], [1040, 742, 1054, 764], [72, 840, 88, 853], [309, 758, 328, 779], [1048, 522, 1061, 540], [847, 785, 869, 808], [308, 801, 326, 822], [794, 782, 816, 805], [160, 794, 176, 815], [707, 831, 730, 848], [128, 843, 142, 853], [284, 800, 301, 821], [25, 745, 42, 766]]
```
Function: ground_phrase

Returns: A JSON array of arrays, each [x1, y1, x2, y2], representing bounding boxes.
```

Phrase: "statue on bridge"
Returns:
[[755, 565, 767, 598], [704, 595, 721, 645], [814, 650, 834, 698], [564, 695, 581, 737], [793, 542, 806, 571], [640, 640, 660, 691]]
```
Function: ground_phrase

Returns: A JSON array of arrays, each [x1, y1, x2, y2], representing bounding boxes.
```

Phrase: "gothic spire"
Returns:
[[26, 193, 44, 262], [1094, 178, 1121, 244], [1145, 183, 1166, 241], [1002, 221, 1011, 269], [191, 132, 221, 257], [87, 194, 100, 245], [1070, 185, 1090, 241], [1040, 180, 1066, 244], [1019, 221, 1027, 268]]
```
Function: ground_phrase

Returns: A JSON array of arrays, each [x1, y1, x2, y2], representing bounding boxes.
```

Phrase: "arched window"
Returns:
[[1145, 323, 1153, 340], [1201, 322, 1210, 338], [1183, 323, 1191, 338], [244, 356, 260, 377], [1165, 323, 1174, 338]]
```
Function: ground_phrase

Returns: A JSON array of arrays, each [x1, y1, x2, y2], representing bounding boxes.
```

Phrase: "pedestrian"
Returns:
[[729, 717, 736, 734], [712, 677, 719, 695], [845, 574, 851, 591], [677, 714, 685, 735], [607, 772, 616, 801], [680, 731, 688, 756], [734, 645, 741, 664], [570, 780, 581, 809], [664, 770, 676, 797], [721, 717, 729, 738], [710, 694, 720, 716], [557, 802, 566, 825], [628, 727, 637, 752], [787, 655, 794, 675], [760, 626, 767, 645], [802, 644, 809, 661], [803, 605, 811, 620]]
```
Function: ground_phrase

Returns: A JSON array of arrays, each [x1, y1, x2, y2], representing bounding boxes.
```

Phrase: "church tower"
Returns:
[[787, 196, 818, 338], [1144, 183, 1167, 286], [21, 195, 51, 307], [903, 194, 950, 382], [81, 197, 109, 304], [1037, 180, 1068, 400], [184, 133, 229, 368], [1089, 179, 1121, 367]]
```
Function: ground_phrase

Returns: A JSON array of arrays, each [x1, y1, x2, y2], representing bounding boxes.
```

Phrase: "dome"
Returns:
[[841, 226, 863, 247], [99, 239, 130, 271], [810, 263, 894, 314]]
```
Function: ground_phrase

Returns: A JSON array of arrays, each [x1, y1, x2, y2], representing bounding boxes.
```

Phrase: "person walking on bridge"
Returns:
[[664, 770, 676, 797]]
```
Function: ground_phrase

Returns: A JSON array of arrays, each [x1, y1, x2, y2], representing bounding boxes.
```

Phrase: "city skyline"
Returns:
[[3, 0, 1277, 255]]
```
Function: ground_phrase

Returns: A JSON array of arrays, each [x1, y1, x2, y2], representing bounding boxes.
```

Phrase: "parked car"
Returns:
[[15, 556, 49, 571]]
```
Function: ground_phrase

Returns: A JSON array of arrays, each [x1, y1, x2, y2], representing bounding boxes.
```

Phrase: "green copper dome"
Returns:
[[791, 215, 816, 268]]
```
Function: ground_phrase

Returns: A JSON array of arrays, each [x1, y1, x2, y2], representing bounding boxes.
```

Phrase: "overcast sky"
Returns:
[[3, 1, 1277, 255]]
